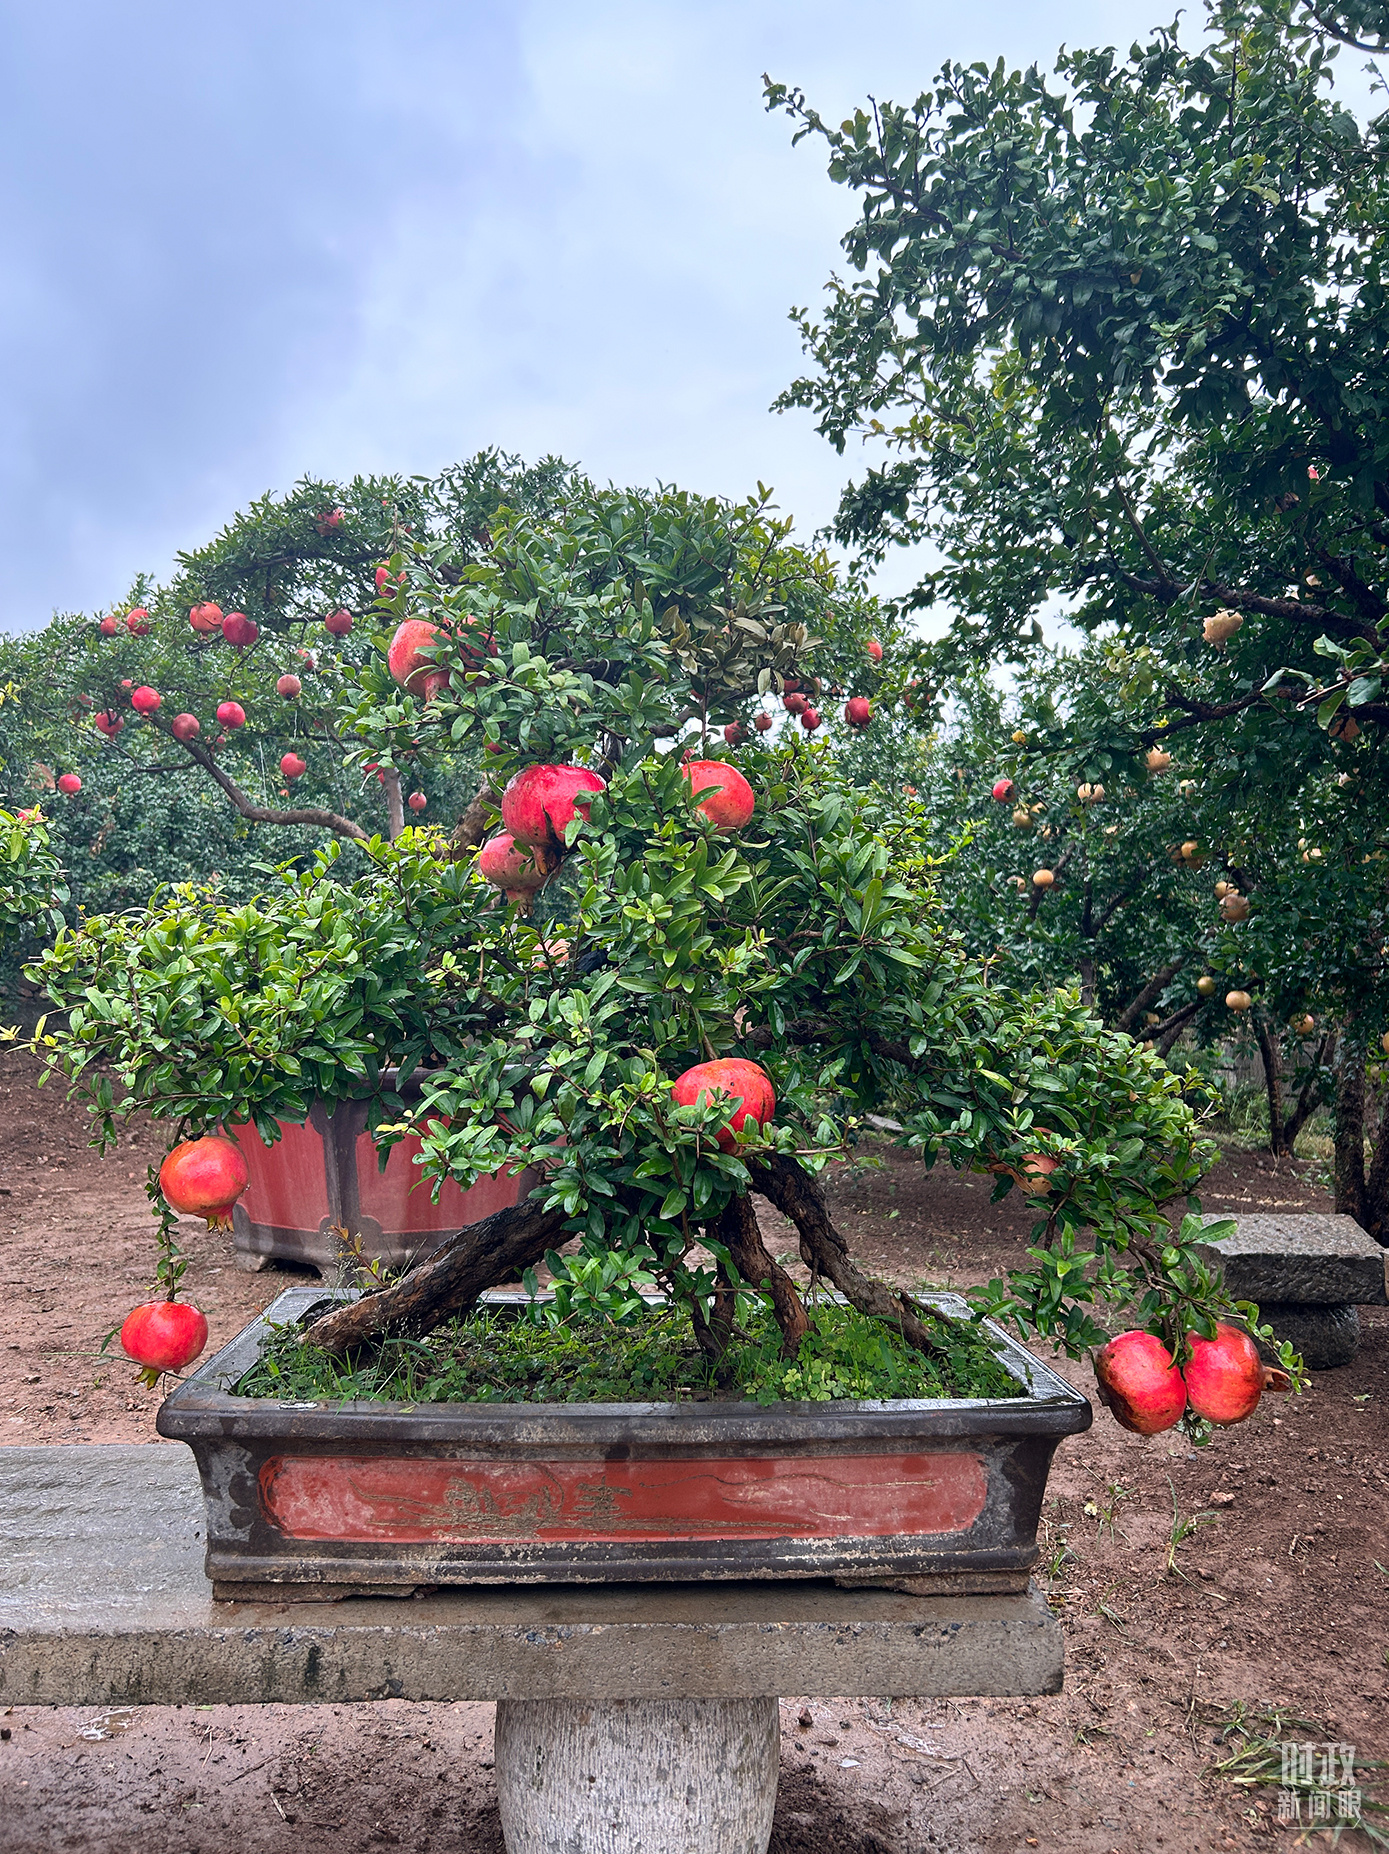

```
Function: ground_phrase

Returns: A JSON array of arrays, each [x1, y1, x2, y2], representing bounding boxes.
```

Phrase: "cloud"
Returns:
[[0, 0, 1260, 628]]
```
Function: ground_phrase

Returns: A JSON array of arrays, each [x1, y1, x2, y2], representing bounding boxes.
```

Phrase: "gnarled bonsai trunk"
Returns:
[[746, 1152, 948, 1362], [302, 1195, 565, 1353], [714, 1191, 810, 1357], [301, 1151, 948, 1367]]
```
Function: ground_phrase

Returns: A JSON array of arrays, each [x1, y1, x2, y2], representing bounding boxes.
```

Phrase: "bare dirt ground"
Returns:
[[1, 1047, 1386, 1853]]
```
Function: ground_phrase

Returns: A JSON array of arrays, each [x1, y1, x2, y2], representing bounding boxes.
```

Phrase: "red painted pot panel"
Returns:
[[354, 1133, 524, 1234], [259, 1452, 988, 1544], [230, 1120, 330, 1231]]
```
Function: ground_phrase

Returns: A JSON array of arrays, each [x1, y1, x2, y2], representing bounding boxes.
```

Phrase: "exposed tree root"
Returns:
[[746, 1151, 948, 1360]]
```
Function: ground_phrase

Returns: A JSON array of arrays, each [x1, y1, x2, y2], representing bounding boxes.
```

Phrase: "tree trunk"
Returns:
[[1333, 1039, 1368, 1226], [688, 1253, 739, 1371], [1253, 1016, 1287, 1155], [1282, 1032, 1336, 1155], [1362, 1088, 1389, 1247], [383, 768, 406, 841], [1116, 960, 1184, 1034], [745, 1153, 947, 1362], [1153, 998, 1204, 1060], [713, 1192, 810, 1357], [1078, 955, 1096, 1011], [302, 1195, 565, 1353]]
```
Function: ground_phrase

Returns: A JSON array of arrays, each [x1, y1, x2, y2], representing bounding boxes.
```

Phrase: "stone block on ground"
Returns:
[[1257, 1301, 1360, 1371], [1197, 1213, 1387, 1306]]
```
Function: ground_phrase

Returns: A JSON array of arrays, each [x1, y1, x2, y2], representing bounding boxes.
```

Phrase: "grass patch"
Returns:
[[236, 1294, 1021, 1407], [1203, 1701, 1387, 1845]]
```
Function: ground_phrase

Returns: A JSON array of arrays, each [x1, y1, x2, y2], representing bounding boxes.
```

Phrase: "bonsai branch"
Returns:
[[743, 1015, 914, 1067]]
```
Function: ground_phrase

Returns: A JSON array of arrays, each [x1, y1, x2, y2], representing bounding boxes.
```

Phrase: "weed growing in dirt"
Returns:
[[1165, 1477, 1219, 1578], [236, 1293, 1021, 1406], [1204, 1703, 1387, 1846], [1083, 1480, 1133, 1541]]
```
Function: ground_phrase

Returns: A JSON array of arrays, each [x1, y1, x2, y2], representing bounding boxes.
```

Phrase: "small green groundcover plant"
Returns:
[[237, 1255, 1021, 1407]]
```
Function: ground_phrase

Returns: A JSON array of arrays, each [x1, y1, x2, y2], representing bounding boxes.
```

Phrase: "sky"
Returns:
[[1, 0, 1362, 631]]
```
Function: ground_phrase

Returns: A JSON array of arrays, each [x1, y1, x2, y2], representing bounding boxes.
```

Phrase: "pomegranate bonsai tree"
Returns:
[[35, 541, 1301, 1427]]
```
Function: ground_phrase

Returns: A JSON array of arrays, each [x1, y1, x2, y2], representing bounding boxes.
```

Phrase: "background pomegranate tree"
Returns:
[[35, 532, 1301, 1434]]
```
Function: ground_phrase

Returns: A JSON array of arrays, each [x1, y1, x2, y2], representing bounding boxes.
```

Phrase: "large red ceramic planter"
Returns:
[[229, 1093, 537, 1273], [157, 1285, 1092, 1601]]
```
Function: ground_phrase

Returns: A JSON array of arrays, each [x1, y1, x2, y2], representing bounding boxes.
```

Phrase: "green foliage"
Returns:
[[30, 441, 1266, 1378], [32, 832, 490, 1147], [0, 806, 66, 945], [236, 1292, 1020, 1406], [771, 4, 1389, 1194]]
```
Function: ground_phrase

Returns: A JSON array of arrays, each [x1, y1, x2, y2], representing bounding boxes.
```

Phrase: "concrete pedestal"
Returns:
[[496, 1697, 779, 1854], [1, 1446, 1068, 1854]]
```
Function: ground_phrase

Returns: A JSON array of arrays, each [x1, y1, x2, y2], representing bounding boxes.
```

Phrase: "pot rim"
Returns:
[[156, 1285, 1093, 1445]]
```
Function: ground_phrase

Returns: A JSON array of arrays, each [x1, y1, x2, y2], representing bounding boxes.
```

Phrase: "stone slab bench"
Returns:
[[0, 1445, 1062, 1853], [1199, 1213, 1388, 1369]]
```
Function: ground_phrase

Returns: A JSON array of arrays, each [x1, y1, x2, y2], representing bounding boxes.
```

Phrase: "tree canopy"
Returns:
[[769, 0, 1389, 1238]]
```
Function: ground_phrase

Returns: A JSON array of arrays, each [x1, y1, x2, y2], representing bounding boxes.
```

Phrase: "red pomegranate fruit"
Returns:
[[476, 832, 558, 907], [316, 506, 344, 534], [844, 696, 873, 728], [1183, 1323, 1290, 1426], [98, 615, 118, 637], [783, 692, 807, 716], [280, 752, 306, 779], [502, 764, 606, 851], [723, 722, 746, 747], [1093, 1331, 1188, 1435], [407, 791, 427, 811], [681, 759, 755, 830], [276, 674, 302, 699], [324, 609, 353, 637], [216, 701, 246, 729], [754, 712, 773, 732], [130, 686, 161, 714], [189, 601, 223, 634], [120, 1299, 209, 1379], [671, 1058, 776, 1152], [126, 608, 151, 635], [94, 711, 124, 738], [57, 773, 81, 794], [800, 706, 822, 731], [158, 1135, 249, 1231], [866, 638, 883, 662], [375, 565, 391, 590], [992, 777, 1014, 802], [387, 615, 488, 696], [171, 713, 200, 742], [221, 612, 259, 648]]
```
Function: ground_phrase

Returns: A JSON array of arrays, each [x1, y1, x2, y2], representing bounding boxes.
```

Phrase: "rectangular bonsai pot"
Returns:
[[157, 1286, 1091, 1601]]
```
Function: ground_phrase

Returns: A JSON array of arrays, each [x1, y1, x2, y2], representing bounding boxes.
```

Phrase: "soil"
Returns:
[[1, 1046, 1385, 1853]]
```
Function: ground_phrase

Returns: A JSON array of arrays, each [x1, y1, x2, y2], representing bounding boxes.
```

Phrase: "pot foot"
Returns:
[[494, 1695, 779, 1854]]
